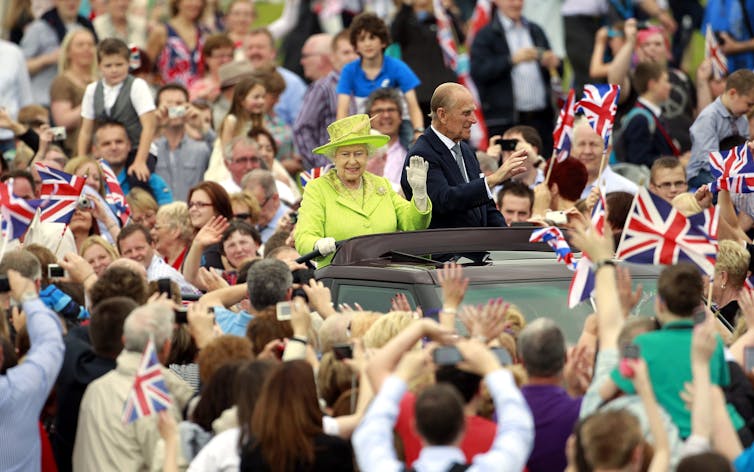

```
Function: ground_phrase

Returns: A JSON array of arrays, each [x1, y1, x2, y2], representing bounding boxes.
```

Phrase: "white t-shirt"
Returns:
[[80, 76, 155, 120]]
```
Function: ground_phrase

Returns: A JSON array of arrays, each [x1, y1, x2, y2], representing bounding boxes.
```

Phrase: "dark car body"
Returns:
[[315, 227, 661, 343]]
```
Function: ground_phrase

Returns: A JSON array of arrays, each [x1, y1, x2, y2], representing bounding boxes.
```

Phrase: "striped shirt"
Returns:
[[294, 70, 340, 170], [498, 12, 548, 112]]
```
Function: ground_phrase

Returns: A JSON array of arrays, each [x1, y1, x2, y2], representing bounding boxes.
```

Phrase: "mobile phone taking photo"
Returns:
[[276, 301, 292, 321], [433, 346, 463, 366]]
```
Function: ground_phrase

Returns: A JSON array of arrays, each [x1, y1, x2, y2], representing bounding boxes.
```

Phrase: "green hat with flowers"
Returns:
[[312, 114, 390, 157]]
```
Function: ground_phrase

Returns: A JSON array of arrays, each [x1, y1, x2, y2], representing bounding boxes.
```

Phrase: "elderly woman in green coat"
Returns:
[[295, 114, 431, 266]]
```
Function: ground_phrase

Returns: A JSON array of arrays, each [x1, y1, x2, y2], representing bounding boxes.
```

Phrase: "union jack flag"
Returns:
[[576, 84, 621, 148], [0, 180, 44, 239], [567, 192, 605, 308], [553, 89, 576, 162], [705, 25, 728, 80], [35, 164, 86, 224], [300, 164, 333, 187], [616, 187, 718, 275], [122, 336, 173, 424], [709, 144, 754, 193], [99, 159, 131, 225], [530, 226, 577, 270], [465, 0, 491, 49], [433, 0, 488, 147]]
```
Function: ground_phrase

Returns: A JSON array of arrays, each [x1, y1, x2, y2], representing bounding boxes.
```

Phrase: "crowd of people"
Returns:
[[4, 0, 754, 470]]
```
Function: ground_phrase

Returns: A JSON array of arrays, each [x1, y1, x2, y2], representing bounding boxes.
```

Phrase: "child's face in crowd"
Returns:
[[243, 84, 267, 115], [99, 54, 130, 86], [75, 162, 102, 192], [637, 32, 667, 64], [726, 89, 754, 117], [355, 32, 385, 61]]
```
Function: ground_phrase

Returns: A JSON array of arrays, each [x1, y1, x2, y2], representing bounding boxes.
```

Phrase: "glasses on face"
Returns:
[[259, 195, 273, 208], [654, 180, 687, 191], [232, 155, 261, 165], [188, 201, 213, 210], [234, 213, 252, 220], [370, 107, 400, 116]]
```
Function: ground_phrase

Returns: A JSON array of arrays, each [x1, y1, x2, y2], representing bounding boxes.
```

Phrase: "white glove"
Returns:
[[406, 155, 429, 211], [315, 237, 337, 256]]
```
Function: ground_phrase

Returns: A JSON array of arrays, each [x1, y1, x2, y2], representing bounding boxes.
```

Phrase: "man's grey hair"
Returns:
[[246, 259, 292, 311], [123, 302, 175, 352], [364, 87, 403, 116], [0, 249, 42, 281], [241, 169, 277, 198], [223, 135, 260, 163], [517, 318, 567, 377]]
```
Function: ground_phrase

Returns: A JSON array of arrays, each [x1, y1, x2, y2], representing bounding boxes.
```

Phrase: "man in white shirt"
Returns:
[[352, 318, 534, 472], [116, 224, 198, 295], [219, 135, 297, 204], [572, 120, 637, 199]]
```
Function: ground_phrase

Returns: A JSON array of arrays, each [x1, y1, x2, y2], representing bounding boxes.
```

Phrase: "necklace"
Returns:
[[339, 176, 365, 208]]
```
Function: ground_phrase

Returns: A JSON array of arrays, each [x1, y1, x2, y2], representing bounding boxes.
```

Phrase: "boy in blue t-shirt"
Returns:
[[336, 12, 425, 143], [78, 38, 157, 184]]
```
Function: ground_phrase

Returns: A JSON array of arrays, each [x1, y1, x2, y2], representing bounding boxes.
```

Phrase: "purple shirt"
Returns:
[[521, 384, 582, 472]]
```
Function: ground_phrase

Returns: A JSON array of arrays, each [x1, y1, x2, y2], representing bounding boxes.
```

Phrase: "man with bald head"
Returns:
[[294, 30, 358, 169], [401, 82, 527, 229], [300, 34, 334, 82], [571, 119, 637, 199]]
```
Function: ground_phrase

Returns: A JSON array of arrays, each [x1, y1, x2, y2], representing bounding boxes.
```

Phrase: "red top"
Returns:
[[395, 391, 497, 466]]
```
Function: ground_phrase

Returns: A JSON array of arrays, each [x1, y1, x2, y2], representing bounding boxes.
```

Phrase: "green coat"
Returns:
[[295, 170, 432, 266]]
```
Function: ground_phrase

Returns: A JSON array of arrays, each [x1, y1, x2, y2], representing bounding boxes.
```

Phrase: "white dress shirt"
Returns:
[[580, 165, 638, 199], [352, 369, 534, 472]]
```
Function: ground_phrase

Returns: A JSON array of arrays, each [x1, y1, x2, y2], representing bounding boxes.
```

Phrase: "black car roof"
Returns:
[[319, 227, 661, 284]]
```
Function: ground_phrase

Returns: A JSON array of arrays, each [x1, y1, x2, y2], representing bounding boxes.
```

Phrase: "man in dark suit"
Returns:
[[401, 83, 527, 229], [470, 0, 559, 152]]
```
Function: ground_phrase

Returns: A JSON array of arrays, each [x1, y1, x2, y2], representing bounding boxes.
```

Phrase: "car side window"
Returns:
[[336, 283, 417, 313]]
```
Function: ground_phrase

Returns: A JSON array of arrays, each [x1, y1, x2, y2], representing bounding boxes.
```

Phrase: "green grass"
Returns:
[[252, 0, 284, 28]]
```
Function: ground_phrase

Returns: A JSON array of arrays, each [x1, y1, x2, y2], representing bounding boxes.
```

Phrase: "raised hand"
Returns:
[[437, 262, 469, 310], [195, 215, 229, 248]]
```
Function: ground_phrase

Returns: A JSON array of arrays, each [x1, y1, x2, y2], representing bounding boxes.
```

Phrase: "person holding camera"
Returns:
[[0, 251, 64, 472], [152, 83, 213, 202], [352, 317, 534, 472]]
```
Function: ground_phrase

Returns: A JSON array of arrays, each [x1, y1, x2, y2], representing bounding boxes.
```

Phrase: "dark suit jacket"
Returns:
[[621, 103, 676, 168], [470, 14, 553, 128], [401, 128, 506, 229]]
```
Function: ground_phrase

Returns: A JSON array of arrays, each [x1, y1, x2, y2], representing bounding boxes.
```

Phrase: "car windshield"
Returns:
[[438, 279, 659, 343]]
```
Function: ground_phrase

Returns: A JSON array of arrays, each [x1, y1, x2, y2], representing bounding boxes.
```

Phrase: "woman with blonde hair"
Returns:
[[362, 311, 415, 349], [50, 28, 97, 154], [229, 191, 261, 226], [126, 188, 159, 230], [79, 235, 119, 276], [64, 156, 105, 196], [712, 240, 751, 328]]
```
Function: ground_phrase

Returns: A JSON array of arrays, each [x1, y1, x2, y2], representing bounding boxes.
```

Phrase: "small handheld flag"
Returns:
[[122, 336, 173, 424], [530, 226, 577, 270], [576, 84, 621, 149], [705, 25, 728, 80]]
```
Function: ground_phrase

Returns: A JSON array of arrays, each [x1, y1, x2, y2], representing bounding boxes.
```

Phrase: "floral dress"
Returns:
[[157, 23, 205, 87]]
